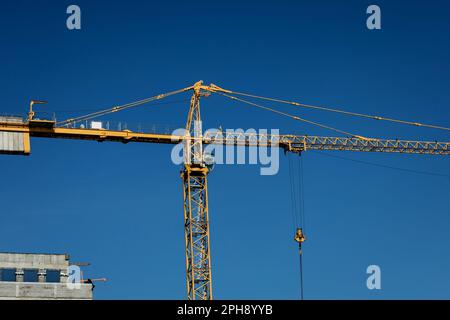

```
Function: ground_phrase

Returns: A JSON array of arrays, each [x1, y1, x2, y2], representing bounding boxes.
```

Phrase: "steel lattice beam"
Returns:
[[1, 122, 449, 155], [181, 166, 212, 300]]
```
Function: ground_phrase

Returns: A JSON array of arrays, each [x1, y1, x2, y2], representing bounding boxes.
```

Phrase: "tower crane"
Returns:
[[1, 81, 449, 300]]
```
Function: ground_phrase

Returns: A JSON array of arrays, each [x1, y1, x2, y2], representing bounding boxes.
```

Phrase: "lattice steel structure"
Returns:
[[181, 166, 212, 300], [181, 81, 213, 300]]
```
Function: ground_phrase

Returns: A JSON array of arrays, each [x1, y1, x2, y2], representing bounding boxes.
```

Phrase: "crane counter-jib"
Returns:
[[0, 118, 30, 155]]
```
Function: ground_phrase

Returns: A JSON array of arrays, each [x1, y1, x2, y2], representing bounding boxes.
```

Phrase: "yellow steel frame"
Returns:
[[181, 166, 212, 300], [23, 132, 30, 154], [181, 81, 213, 300], [1, 122, 449, 155]]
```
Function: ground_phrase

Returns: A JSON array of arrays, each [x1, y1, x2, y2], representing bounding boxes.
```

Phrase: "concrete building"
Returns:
[[0, 252, 93, 300]]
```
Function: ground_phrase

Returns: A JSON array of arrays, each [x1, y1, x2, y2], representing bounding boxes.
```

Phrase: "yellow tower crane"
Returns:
[[1, 81, 449, 300]]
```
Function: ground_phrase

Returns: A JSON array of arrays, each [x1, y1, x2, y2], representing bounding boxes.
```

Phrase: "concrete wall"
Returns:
[[0, 253, 69, 270], [0, 116, 28, 155], [0, 253, 93, 300], [0, 282, 93, 300]]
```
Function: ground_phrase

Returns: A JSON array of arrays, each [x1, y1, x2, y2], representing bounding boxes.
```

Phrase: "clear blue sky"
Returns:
[[1, 0, 449, 299]]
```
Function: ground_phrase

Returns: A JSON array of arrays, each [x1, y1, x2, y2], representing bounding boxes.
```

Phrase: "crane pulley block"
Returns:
[[294, 228, 306, 244]]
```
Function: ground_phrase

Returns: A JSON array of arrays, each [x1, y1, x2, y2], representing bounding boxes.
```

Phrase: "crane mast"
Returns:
[[182, 81, 213, 300], [1, 81, 449, 300]]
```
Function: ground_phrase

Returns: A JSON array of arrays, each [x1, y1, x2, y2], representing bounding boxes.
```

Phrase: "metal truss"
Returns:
[[181, 166, 212, 300]]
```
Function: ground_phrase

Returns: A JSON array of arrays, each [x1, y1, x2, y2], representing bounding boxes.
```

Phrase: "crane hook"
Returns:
[[294, 227, 306, 245], [294, 227, 306, 300]]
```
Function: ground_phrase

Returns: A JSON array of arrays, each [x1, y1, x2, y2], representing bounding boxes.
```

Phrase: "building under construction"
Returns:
[[0, 252, 94, 300]]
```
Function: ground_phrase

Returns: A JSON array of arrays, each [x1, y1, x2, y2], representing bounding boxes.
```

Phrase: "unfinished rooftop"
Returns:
[[0, 252, 93, 300]]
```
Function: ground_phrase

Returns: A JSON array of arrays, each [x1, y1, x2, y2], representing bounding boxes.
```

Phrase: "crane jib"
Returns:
[[0, 120, 449, 156]]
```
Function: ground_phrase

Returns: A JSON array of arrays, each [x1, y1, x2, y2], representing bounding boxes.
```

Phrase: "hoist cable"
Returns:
[[54, 98, 191, 114], [57, 86, 193, 126], [296, 157, 302, 227], [222, 89, 450, 132], [299, 245, 304, 300], [217, 92, 371, 140], [288, 155, 298, 231], [288, 153, 306, 300], [299, 155, 306, 229], [312, 150, 450, 178], [297, 156, 306, 300]]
